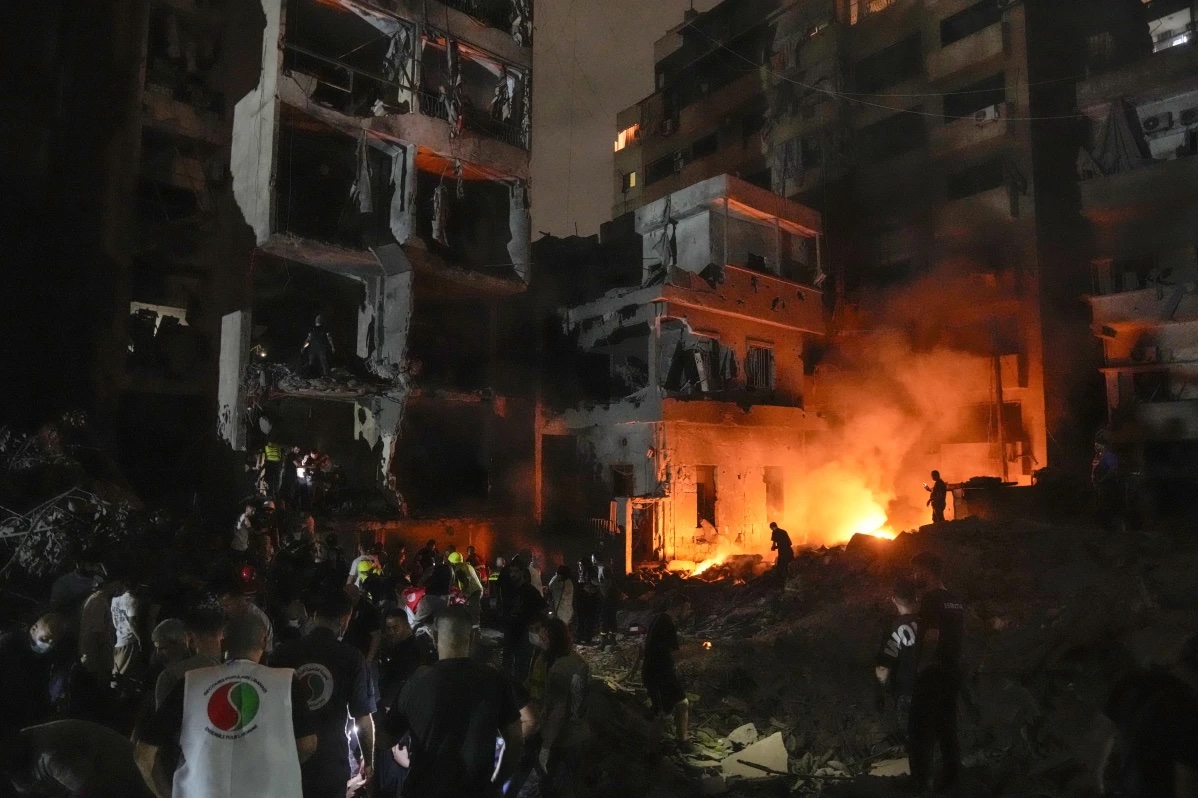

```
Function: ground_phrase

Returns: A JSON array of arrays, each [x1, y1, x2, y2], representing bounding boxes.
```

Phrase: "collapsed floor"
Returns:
[[579, 519, 1198, 797]]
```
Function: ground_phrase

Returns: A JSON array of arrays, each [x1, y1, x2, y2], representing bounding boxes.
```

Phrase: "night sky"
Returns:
[[530, 0, 720, 238]]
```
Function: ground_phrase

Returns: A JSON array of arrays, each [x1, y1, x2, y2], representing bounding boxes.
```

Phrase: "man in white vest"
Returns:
[[135, 611, 318, 798]]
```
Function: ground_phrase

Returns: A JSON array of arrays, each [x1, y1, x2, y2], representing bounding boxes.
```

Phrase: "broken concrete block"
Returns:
[[721, 731, 788, 780], [869, 758, 910, 777], [726, 723, 759, 747]]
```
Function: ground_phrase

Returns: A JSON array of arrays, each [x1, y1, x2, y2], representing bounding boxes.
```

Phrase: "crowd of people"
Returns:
[[0, 484, 633, 798]]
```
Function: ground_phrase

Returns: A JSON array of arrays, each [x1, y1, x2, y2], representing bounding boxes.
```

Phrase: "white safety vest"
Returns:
[[174, 660, 304, 798]]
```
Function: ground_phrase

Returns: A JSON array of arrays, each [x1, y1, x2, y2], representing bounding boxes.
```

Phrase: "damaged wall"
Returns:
[[232, 0, 283, 245]]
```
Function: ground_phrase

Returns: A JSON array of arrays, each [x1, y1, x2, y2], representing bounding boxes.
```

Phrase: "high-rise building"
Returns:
[[222, 0, 536, 530], [612, 0, 1144, 481], [1080, 0, 1198, 502]]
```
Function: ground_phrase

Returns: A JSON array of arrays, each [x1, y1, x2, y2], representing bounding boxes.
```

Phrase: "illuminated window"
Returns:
[[850, 0, 898, 25], [614, 124, 640, 152], [622, 171, 637, 191]]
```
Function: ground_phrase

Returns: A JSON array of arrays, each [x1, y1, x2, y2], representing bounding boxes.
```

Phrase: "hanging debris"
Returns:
[[511, 0, 532, 46], [432, 181, 450, 245], [444, 41, 464, 138], [350, 134, 374, 214]]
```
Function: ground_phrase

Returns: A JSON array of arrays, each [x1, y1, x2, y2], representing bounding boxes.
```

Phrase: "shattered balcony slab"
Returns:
[[277, 72, 530, 180], [260, 233, 384, 278], [635, 174, 821, 238], [1088, 285, 1198, 329], [249, 363, 404, 403]]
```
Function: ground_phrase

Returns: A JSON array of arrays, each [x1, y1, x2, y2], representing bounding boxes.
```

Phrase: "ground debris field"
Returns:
[[580, 520, 1198, 797]]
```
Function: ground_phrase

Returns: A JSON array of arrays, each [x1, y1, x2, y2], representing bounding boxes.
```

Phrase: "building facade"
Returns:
[[610, 0, 1150, 482], [548, 175, 825, 567], [222, 0, 537, 530], [1080, 4, 1198, 499]]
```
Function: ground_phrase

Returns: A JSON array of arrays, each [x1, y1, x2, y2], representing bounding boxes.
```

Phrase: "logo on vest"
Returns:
[[296, 663, 334, 711], [205, 677, 262, 739]]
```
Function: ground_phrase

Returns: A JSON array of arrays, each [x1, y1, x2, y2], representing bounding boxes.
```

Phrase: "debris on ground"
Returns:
[[578, 518, 1198, 796]]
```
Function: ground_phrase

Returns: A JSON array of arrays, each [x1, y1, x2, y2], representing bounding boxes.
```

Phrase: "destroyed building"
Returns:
[[220, 0, 536, 535], [540, 175, 826, 569], [611, 0, 1162, 485], [1079, 3, 1198, 507]]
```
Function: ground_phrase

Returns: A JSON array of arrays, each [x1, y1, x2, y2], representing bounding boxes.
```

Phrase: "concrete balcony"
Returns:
[[1088, 284, 1198, 329], [926, 23, 1005, 82], [1079, 40, 1198, 108], [931, 105, 1012, 155], [933, 185, 1013, 235], [1079, 154, 1198, 217]]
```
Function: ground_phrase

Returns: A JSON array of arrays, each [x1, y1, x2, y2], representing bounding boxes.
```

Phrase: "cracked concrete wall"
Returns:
[[218, 310, 251, 450], [231, 0, 283, 244], [389, 144, 417, 245]]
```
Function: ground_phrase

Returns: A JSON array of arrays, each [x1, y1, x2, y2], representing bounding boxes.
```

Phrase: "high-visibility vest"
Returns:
[[174, 660, 303, 798], [264, 443, 283, 462]]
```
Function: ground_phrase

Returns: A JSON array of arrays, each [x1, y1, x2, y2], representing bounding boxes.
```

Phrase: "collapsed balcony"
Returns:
[[282, 0, 529, 150]]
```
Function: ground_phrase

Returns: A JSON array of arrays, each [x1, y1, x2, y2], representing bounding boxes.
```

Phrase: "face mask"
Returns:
[[31, 639, 53, 654]]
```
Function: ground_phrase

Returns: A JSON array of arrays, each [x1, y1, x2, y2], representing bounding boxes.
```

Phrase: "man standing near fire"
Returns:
[[769, 522, 794, 587], [924, 471, 949, 524]]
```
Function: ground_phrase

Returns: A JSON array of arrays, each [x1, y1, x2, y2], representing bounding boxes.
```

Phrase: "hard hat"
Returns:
[[447, 551, 464, 564]]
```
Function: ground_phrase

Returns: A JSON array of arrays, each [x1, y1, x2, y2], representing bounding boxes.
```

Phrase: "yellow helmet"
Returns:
[[447, 552, 464, 564]]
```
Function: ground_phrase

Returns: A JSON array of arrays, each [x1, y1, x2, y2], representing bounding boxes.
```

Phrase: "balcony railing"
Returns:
[[441, 0, 513, 32], [285, 43, 529, 150], [414, 88, 529, 150]]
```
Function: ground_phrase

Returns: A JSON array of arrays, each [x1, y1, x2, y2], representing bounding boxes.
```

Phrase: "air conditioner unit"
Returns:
[[661, 118, 677, 136], [1181, 107, 1198, 126], [1141, 111, 1174, 134], [1131, 345, 1159, 363], [973, 103, 1003, 123]]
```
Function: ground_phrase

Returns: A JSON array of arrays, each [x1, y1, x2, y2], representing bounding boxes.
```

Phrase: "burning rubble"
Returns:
[[577, 517, 1198, 797]]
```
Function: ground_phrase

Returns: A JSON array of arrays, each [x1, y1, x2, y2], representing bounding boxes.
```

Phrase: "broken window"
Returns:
[[645, 154, 678, 187], [946, 157, 1006, 200], [940, 0, 1002, 47], [943, 73, 1006, 121], [745, 344, 776, 391], [695, 465, 717, 527], [764, 466, 785, 516], [1133, 369, 1172, 402], [855, 34, 922, 94], [663, 334, 737, 394], [612, 464, 635, 498], [857, 110, 927, 163]]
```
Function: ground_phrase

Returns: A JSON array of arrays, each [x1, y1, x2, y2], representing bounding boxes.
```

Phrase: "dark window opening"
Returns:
[[856, 35, 922, 93], [612, 464, 635, 497], [692, 133, 719, 161], [943, 72, 1006, 121], [940, 0, 1001, 47], [1133, 370, 1171, 402], [946, 157, 1005, 200], [646, 154, 678, 186], [764, 466, 785, 516], [695, 465, 717, 527], [858, 110, 927, 163], [745, 344, 776, 390]]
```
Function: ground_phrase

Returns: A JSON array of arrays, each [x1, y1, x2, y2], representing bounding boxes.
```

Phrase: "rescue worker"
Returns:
[[136, 612, 318, 798], [262, 442, 284, 497], [270, 588, 375, 798], [347, 539, 383, 588], [908, 551, 965, 795], [593, 554, 620, 649], [643, 613, 688, 748], [769, 522, 794, 586], [875, 577, 920, 742], [448, 551, 485, 628], [924, 471, 949, 524], [302, 315, 335, 377]]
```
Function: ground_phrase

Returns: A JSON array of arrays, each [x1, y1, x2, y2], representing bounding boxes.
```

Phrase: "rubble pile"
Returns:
[[0, 416, 146, 579], [585, 519, 1198, 796]]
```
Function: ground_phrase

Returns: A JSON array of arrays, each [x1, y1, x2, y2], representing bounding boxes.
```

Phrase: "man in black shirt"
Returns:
[[376, 609, 436, 797], [502, 563, 546, 683], [769, 522, 794, 587], [924, 471, 948, 524], [875, 578, 920, 741], [0, 612, 66, 736], [270, 588, 376, 798], [389, 607, 523, 798], [909, 551, 965, 794]]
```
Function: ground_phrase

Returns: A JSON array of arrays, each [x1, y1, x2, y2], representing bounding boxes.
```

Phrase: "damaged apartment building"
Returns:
[[221, 0, 536, 524], [613, 0, 1175, 483], [540, 175, 826, 568], [1079, 0, 1198, 507]]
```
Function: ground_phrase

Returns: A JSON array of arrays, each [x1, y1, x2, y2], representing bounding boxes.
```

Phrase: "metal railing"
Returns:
[[440, 0, 512, 31], [286, 43, 528, 150]]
